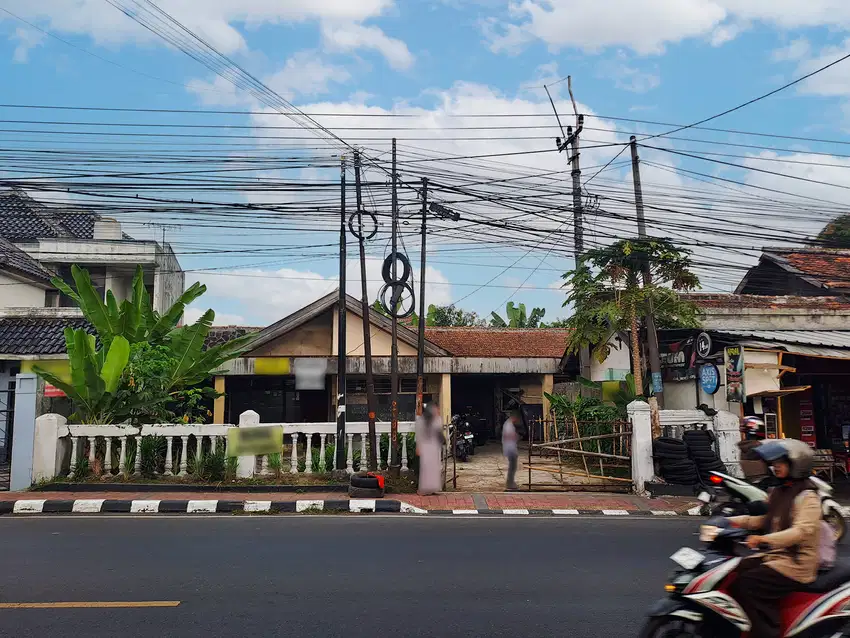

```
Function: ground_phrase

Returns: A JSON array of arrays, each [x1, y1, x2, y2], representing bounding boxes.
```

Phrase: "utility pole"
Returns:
[[354, 151, 378, 470], [630, 136, 664, 436], [389, 139, 400, 478], [553, 77, 591, 380], [336, 156, 347, 472], [416, 178, 428, 418]]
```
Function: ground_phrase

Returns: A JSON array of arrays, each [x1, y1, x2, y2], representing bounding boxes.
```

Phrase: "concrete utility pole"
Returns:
[[354, 151, 378, 470], [336, 156, 347, 472], [415, 178, 428, 419], [630, 136, 664, 437], [389, 139, 400, 478]]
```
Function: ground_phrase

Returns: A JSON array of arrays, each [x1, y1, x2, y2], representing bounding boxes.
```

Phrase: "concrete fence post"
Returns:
[[713, 410, 743, 478], [32, 413, 69, 483], [236, 410, 259, 478], [10, 374, 37, 491], [628, 400, 653, 496]]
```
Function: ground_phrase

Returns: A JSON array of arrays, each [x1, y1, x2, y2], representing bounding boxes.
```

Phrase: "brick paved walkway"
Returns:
[[0, 489, 698, 512]]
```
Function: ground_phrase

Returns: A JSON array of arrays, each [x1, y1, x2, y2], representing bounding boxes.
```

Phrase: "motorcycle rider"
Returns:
[[727, 438, 821, 638]]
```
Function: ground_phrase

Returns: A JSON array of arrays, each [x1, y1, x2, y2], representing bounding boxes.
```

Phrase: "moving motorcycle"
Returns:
[[701, 470, 847, 542], [641, 517, 850, 637], [449, 415, 475, 462]]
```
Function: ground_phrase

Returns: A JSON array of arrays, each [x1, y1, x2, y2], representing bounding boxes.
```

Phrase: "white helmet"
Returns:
[[754, 439, 814, 480]]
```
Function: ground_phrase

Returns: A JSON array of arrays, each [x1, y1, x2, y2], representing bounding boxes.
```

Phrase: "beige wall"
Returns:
[[520, 374, 544, 405], [249, 314, 333, 357], [342, 310, 417, 357], [0, 273, 46, 308]]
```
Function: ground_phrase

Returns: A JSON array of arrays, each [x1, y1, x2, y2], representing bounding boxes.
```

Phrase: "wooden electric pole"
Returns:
[[336, 156, 347, 472], [389, 138, 400, 478], [415, 178, 428, 418], [630, 136, 664, 436], [354, 151, 378, 470]]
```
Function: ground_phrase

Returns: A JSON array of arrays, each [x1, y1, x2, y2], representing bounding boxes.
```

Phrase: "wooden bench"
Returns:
[[813, 449, 835, 482]]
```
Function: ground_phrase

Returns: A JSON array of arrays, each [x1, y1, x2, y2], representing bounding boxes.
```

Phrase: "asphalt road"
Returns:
[[0, 515, 699, 637]]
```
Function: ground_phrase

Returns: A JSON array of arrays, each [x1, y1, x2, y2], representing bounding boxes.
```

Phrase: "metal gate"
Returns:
[[527, 417, 632, 492], [0, 380, 14, 491]]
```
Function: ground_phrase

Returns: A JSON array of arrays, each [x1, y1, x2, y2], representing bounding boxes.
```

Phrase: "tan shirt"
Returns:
[[730, 490, 821, 584]]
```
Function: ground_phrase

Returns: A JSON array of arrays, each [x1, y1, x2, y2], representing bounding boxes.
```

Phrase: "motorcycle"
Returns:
[[449, 415, 475, 462], [700, 471, 847, 542], [641, 517, 850, 637]]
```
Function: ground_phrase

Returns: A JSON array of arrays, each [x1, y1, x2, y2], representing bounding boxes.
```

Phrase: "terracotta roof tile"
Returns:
[[424, 328, 569, 358], [769, 248, 850, 291]]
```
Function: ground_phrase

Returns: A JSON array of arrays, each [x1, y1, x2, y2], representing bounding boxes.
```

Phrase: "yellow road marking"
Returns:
[[0, 601, 180, 609]]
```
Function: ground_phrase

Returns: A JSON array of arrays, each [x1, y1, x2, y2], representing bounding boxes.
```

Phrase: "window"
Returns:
[[400, 378, 424, 394], [346, 379, 367, 394], [44, 291, 59, 308], [373, 378, 392, 394]]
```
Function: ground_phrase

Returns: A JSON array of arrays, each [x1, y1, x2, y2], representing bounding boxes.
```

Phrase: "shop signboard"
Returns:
[[699, 363, 720, 395], [725, 345, 745, 403], [799, 389, 816, 448], [660, 337, 697, 381]]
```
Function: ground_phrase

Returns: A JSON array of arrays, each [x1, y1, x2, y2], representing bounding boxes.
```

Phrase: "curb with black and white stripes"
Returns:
[[0, 499, 709, 517]]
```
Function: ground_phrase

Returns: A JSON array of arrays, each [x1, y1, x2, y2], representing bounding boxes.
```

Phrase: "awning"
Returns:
[[739, 342, 850, 361], [749, 385, 812, 398], [716, 330, 850, 361]]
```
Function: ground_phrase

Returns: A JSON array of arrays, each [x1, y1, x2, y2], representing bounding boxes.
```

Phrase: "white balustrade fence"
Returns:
[[31, 411, 416, 482]]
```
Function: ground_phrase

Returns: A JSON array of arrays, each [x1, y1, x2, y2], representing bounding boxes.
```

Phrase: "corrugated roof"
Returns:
[[716, 329, 850, 348]]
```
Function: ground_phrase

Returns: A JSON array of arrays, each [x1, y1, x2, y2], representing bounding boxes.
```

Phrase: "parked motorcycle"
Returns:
[[449, 415, 475, 462], [700, 470, 847, 542], [640, 517, 850, 637]]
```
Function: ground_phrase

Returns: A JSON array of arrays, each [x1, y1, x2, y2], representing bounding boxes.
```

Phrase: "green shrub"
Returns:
[[140, 435, 166, 477]]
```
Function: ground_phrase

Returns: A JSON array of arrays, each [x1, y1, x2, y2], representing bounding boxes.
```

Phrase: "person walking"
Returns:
[[502, 411, 520, 491], [415, 403, 444, 496]]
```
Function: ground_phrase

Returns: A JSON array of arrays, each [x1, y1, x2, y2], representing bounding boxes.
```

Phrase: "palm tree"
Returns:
[[560, 238, 701, 395]]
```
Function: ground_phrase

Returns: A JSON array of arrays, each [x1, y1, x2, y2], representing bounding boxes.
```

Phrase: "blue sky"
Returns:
[[2, 1, 850, 327]]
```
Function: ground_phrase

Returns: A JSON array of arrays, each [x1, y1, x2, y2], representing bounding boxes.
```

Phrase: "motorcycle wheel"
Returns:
[[825, 509, 847, 543], [710, 501, 748, 517], [639, 617, 699, 638]]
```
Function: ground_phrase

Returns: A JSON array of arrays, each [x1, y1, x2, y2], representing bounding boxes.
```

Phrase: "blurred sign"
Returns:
[[725, 346, 745, 403], [293, 358, 327, 390], [227, 426, 283, 458], [660, 337, 697, 381], [254, 358, 291, 375], [43, 383, 66, 398]]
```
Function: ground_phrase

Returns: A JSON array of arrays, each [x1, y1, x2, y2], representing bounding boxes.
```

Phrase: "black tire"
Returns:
[[348, 485, 384, 499], [654, 438, 687, 453], [639, 616, 701, 638], [689, 449, 717, 459], [381, 252, 412, 285], [350, 475, 381, 489], [661, 459, 698, 471]]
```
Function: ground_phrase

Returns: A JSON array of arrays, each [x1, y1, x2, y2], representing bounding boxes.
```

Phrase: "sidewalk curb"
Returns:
[[0, 499, 705, 517]]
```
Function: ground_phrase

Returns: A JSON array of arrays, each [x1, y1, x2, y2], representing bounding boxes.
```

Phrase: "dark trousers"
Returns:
[[505, 453, 518, 489], [729, 557, 798, 638]]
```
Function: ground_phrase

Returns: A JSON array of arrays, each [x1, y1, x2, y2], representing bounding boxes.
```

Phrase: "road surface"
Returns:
[[0, 515, 699, 637]]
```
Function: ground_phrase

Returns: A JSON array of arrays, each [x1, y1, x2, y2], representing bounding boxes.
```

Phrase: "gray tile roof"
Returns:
[[205, 326, 261, 349], [0, 317, 92, 355], [0, 189, 132, 242], [0, 237, 55, 284]]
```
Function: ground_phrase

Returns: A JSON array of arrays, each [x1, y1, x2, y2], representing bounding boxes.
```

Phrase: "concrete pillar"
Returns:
[[712, 410, 743, 478], [439, 373, 452, 424], [10, 374, 37, 491], [213, 376, 226, 423], [32, 413, 69, 483], [628, 400, 653, 496], [236, 410, 259, 478]]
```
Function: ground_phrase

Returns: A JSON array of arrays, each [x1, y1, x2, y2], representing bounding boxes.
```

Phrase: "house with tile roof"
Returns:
[[736, 247, 850, 297], [206, 290, 570, 439]]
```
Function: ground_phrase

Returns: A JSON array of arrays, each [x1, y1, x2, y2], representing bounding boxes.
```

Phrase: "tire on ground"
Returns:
[[348, 485, 384, 498]]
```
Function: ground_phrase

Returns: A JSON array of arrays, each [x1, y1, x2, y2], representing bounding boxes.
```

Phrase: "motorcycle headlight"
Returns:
[[665, 572, 695, 593]]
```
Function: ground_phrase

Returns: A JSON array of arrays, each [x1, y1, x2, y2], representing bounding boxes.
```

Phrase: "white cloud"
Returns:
[[772, 37, 811, 62], [11, 26, 45, 63], [1, 0, 399, 58], [792, 39, 850, 98], [483, 0, 850, 56], [184, 306, 247, 327], [321, 22, 414, 70], [597, 54, 661, 93]]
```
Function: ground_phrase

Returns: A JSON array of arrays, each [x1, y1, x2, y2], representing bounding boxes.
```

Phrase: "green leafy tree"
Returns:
[[370, 301, 484, 327], [561, 238, 701, 395], [815, 215, 850, 248], [490, 301, 546, 328]]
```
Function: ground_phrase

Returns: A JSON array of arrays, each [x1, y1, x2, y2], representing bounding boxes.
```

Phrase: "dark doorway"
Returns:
[[225, 376, 330, 423]]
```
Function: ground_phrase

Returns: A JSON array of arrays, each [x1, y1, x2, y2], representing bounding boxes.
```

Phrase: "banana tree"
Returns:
[[490, 302, 546, 328], [51, 264, 206, 348], [33, 329, 151, 424]]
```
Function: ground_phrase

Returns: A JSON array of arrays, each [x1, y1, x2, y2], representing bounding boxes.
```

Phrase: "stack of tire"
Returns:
[[683, 430, 726, 483], [349, 471, 386, 498], [653, 437, 699, 485]]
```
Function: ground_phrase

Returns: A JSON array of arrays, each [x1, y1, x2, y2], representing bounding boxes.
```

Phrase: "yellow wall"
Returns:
[[213, 376, 226, 424], [21, 359, 70, 383], [344, 310, 417, 357]]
